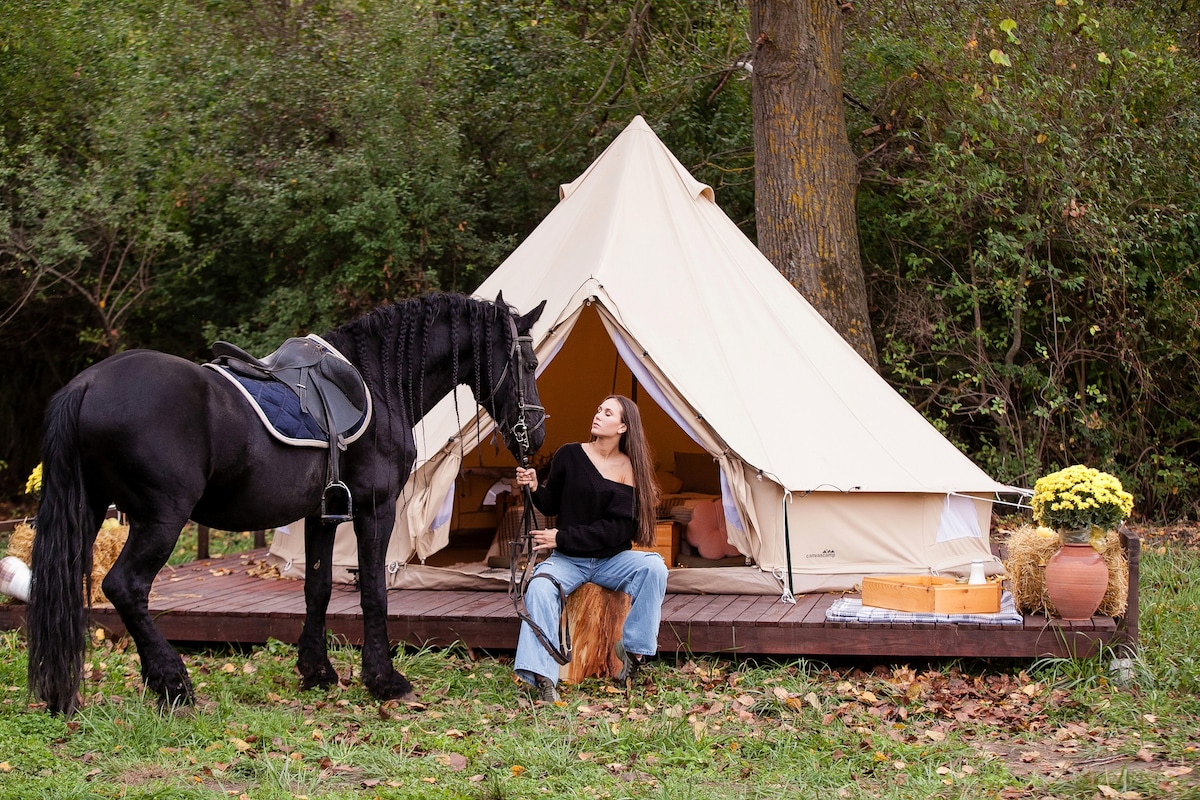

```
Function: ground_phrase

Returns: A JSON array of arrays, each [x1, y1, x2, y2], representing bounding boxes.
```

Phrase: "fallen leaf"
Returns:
[[436, 753, 468, 771]]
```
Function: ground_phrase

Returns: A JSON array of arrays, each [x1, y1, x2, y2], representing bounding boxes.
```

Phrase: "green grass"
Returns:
[[1, 532, 1198, 799]]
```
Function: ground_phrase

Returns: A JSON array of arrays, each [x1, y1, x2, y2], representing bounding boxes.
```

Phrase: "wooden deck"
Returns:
[[0, 531, 1140, 661]]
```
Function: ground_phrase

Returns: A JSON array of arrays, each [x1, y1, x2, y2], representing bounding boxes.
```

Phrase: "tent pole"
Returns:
[[783, 494, 795, 598]]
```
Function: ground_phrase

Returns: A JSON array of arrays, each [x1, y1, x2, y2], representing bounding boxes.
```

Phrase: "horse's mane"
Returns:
[[325, 294, 508, 427]]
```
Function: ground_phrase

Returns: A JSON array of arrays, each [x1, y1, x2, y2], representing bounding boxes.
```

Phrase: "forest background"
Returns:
[[1, 0, 1197, 522]]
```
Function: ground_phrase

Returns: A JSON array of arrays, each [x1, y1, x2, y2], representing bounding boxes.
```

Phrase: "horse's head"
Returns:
[[484, 291, 547, 464]]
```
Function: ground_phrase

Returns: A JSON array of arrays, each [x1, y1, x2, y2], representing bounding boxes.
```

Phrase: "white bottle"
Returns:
[[968, 559, 987, 585]]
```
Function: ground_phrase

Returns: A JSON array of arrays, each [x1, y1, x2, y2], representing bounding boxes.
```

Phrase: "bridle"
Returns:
[[492, 312, 572, 666], [479, 311, 546, 458]]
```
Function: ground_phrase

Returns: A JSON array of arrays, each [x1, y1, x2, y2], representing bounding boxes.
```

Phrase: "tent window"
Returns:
[[936, 494, 983, 542]]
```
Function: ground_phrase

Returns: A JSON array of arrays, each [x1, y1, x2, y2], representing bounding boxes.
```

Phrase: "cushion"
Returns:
[[655, 470, 683, 494], [685, 498, 740, 559], [673, 451, 721, 495]]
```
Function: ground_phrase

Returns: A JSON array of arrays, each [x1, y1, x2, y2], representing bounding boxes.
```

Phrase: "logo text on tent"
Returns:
[[806, 549, 837, 559]]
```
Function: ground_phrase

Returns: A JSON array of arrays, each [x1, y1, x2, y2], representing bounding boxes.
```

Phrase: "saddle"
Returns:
[[212, 336, 370, 523]]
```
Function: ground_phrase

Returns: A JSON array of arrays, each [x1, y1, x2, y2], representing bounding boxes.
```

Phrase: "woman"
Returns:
[[513, 395, 667, 702]]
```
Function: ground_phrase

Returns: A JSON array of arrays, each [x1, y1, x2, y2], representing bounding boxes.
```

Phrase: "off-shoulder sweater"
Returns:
[[529, 442, 637, 559]]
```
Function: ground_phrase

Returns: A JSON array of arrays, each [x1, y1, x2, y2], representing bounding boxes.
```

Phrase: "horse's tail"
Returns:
[[27, 383, 95, 715]]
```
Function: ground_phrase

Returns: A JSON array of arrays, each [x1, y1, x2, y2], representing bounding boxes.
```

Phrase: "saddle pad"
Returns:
[[825, 591, 1024, 626], [207, 364, 367, 448]]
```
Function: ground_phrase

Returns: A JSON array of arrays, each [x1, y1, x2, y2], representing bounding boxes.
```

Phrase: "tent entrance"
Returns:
[[428, 304, 740, 570]]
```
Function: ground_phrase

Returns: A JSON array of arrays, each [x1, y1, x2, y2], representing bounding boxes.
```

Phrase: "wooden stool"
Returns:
[[561, 583, 631, 683]]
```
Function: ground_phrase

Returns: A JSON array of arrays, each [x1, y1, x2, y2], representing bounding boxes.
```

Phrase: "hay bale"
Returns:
[[90, 519, 129, 604], [1002, 524, 1127, 617], [7, 522, 34, 564], [4, 519, 129, 605]]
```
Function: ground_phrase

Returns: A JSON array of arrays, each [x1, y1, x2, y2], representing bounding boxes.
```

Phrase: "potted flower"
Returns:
[[1029, 465, 1134, 620], [1030, 464, 1134, 544]]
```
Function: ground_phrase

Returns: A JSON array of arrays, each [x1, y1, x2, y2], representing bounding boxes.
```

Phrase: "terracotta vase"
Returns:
[[1044, 542, 1109, 620]]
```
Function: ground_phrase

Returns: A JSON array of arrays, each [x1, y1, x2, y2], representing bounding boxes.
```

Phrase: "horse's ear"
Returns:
[[516, 299, 547, 335]]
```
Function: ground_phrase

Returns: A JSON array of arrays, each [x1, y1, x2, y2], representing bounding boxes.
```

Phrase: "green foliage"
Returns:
[[848, 0, 1200, 519], [2, 0, 1198, 519]]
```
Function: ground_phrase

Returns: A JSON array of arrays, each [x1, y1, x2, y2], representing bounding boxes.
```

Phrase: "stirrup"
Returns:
[[320, 481, 353, 523]]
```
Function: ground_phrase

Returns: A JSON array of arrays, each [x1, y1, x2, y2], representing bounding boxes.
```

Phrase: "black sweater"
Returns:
[[529, 442, 637, 559]]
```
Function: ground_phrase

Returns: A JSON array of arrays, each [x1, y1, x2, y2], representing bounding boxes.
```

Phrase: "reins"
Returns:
[[501, 313, 571, 666]]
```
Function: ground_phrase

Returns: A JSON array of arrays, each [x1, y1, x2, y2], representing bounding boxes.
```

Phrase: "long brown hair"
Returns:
[[604, 395, 660, 547]]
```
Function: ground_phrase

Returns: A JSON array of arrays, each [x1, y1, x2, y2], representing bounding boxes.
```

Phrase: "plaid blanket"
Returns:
[[825, 591, 1024, 625]]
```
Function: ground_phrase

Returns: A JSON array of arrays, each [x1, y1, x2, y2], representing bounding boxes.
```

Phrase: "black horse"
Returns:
[[27, 292, 545, 715]]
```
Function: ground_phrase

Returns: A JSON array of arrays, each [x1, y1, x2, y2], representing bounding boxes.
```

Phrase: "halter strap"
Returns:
[[476, 310, 546, 458]]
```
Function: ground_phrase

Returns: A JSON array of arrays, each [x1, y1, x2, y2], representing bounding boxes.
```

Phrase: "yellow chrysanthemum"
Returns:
[[25, 463, 42, 496], [1030, 465, 1134, 532]]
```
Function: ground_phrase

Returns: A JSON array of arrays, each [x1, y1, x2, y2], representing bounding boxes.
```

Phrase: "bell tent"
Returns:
[[267, 116, 1011, 596]]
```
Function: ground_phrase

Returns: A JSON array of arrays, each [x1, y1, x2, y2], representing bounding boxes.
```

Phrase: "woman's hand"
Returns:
[[515, 466, 538, 492], [530, 528, 558, 552]]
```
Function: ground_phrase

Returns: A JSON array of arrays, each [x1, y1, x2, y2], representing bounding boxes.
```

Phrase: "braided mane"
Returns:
[[325, 294, 509, 429]]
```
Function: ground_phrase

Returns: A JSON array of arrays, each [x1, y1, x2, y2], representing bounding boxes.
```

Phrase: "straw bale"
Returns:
[[90, 519, 129, 604], [1002, 524, 1127, 617], [4, 519, 129, 604], [7, 522, 34, 564]]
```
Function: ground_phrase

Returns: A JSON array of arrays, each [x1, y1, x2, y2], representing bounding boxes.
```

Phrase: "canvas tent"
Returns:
[[267, 115, 1012, 596]]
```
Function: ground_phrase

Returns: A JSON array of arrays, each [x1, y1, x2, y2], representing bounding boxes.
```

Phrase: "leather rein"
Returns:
[[497, 314, 572, 666]]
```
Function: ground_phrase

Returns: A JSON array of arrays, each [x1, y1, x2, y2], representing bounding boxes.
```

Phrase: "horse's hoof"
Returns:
[[366, 673, 415, 702], [300, 667, 338, 691], [297, 653, 338, 690], [155, 682, 196, 711]]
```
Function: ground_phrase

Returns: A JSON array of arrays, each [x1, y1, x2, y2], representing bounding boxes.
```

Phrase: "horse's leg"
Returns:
[[296, 516, 339, 690], [101, 515, 193, 708], [356, 511, 415, 701]]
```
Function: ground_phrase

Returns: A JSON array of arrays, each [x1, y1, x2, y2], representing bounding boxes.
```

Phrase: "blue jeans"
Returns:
[[514, 549, 668, 687]]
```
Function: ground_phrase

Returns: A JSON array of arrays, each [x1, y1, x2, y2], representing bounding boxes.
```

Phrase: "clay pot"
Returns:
[[1044, 542, 1109, 620]]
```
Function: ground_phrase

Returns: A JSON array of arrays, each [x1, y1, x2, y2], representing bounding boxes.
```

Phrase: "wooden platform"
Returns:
[[0, 531, 1139, 661]]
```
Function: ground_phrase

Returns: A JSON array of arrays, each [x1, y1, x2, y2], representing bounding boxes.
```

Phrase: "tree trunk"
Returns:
[[749, 0, 878, 367]]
